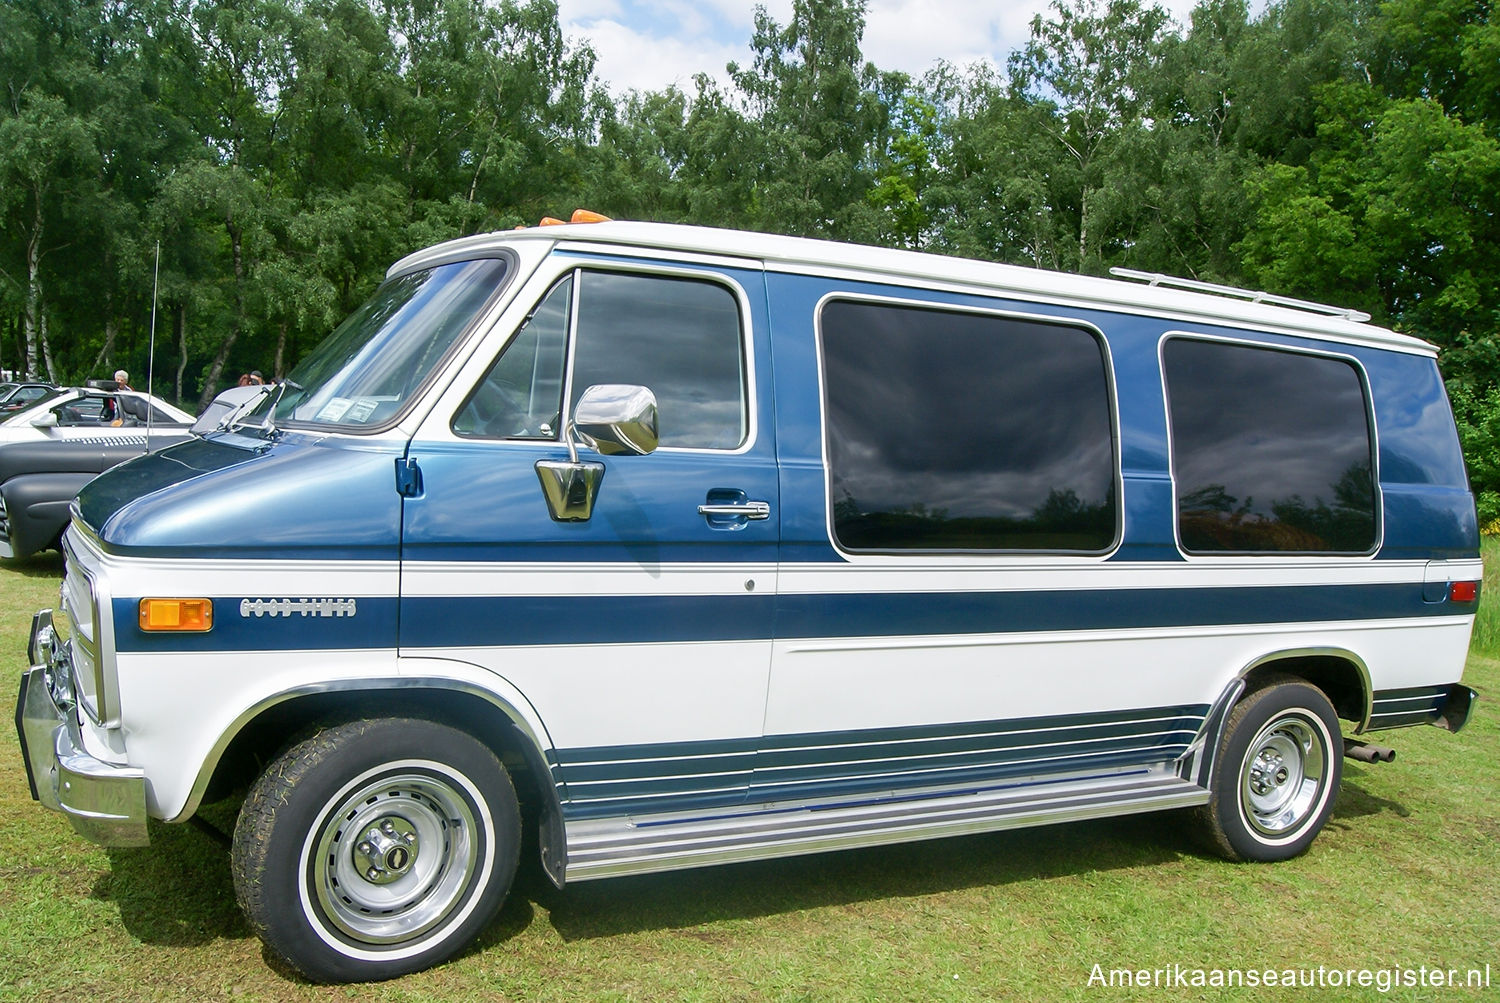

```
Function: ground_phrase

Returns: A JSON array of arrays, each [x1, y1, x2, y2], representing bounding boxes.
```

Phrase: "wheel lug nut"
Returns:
[[381, 820, 397, 835], [366, 867, 382, 880], [358, 841, 373, 854]]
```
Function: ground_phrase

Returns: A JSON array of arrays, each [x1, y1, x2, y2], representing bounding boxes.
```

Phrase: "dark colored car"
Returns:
[[0, 432, 193, 558], [0, 385, 265, 559]]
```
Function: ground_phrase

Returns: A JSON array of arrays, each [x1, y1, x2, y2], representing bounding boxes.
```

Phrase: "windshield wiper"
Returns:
[[255, 379, 304, 438], [211, 379, 303, 440]]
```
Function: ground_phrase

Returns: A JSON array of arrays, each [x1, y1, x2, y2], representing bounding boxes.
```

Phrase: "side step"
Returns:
[[564, 770, 1208, 882]]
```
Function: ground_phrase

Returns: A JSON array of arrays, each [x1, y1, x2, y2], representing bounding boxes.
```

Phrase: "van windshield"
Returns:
[[262, 257, 510, 431]]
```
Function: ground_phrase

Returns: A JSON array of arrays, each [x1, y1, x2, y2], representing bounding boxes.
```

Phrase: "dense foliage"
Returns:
[[1, 0, 1496, 513]]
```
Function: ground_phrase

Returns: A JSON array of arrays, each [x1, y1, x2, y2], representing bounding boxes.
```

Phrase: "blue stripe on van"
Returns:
[[111, 596, 400, 652], [403, 581, 1457, 647], [111, 580, 1468, 652], [554, 703, 1210, 820]]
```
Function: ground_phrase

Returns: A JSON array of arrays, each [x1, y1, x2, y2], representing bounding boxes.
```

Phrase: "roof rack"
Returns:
[[1107, 267, 1371, 323]]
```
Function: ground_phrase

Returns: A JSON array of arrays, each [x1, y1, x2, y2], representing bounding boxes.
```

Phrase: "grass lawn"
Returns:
[[1, 546, 1496, 1002]]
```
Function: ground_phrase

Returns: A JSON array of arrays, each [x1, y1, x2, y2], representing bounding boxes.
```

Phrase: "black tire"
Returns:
[[231, 718, 521, 983], [1197, 678, 1343, 862]]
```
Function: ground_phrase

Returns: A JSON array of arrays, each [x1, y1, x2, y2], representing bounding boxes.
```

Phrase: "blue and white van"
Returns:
[[18, 218, 1480, 981]]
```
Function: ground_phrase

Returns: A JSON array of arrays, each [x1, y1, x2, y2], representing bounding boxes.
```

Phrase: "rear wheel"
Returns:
[[232, 718, 520, 982], [1198, 678, 1343, 862]]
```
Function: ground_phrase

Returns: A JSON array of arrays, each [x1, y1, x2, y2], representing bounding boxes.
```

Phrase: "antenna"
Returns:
[[146, 240, 160, 449]]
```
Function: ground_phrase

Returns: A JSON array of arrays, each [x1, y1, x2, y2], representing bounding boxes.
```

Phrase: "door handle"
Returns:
[[697, 501, 771, 520]]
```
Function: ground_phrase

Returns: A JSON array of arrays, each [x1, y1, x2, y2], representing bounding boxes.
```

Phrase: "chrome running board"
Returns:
[[563, 768, 1208, 882]]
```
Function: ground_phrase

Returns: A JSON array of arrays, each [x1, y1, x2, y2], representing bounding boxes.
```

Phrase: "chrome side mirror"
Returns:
[[573, 384, 658, 456], [534, 384, 658, 522]]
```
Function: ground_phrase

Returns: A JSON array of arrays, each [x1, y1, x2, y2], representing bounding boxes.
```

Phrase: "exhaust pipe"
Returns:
[[1344, 740, 1396, 763]]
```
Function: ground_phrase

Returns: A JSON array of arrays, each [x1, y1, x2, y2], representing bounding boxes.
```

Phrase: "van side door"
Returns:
[[758, 279, 1205, 805], [399, 253, 778, 820]]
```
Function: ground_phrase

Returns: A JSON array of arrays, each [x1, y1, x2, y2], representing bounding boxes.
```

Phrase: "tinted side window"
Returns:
[[821, 300, 1117, 553], [570, 272, 747, 450], [1163, 339, 1376, 553]]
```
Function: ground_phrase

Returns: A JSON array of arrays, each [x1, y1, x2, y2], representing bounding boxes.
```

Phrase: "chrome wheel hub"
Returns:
[[1248, 748, 1292, 796], [309, 769, 480, 945], [353, 816, 420, 884], [1240, 715, 1326, 836]]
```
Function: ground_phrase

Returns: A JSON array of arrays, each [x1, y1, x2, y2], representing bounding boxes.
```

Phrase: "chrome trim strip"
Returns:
[[753, 731, 1194, 776], [563, 771, 1207, 882], [177, 675, 559, 823], [559, 712, 1197, 771], [1240, 645, 1373, 733], [1181, 676, 1246, 788], [564, 740, 1197, 808]]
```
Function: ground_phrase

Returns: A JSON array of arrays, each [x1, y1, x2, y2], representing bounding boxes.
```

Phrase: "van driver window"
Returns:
[[570, 272, 747, 450]]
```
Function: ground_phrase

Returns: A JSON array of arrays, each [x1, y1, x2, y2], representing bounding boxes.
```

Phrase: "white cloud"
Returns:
[[563, 0, 1243, 97], [861, 0, 1213, 81], [559, 11, 745, 94], [861, 0, 1040, 79]]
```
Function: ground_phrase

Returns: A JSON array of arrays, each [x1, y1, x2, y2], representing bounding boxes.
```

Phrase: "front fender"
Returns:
[[1, 472, 95, 558]]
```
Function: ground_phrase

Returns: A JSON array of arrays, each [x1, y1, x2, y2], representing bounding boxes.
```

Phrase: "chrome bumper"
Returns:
[[14, 610, 149, 847]]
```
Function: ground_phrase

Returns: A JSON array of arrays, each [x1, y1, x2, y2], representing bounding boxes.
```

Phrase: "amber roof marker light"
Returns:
[[539, 209, 613, 227]]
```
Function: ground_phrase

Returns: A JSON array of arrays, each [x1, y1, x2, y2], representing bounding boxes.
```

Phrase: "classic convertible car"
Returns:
[[0, 385, 194, 443]]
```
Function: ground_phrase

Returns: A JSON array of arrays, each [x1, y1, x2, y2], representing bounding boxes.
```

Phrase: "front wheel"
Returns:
[[232, 718, 521, 982], [1197, 678, 1343, 862]]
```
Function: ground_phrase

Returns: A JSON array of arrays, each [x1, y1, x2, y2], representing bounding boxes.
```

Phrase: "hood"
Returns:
[[76, 433, 404, 560]]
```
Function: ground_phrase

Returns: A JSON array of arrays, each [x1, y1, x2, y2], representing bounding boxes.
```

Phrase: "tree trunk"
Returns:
[[197, 216, 244, 409], [23, 188, 42, 378], [91, 251, 119, 375], [92, 316, 119, 378], [274, 321, 287, 381], [39, 308, 57, 383], [174, 301, 188, 402], [1077, 184, 1089, 273]]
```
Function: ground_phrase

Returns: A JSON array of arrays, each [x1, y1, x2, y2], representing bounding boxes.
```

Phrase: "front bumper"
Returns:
[[14, 610, 149, 847]]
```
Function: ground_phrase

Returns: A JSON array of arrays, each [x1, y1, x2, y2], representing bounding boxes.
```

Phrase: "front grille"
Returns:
[[0, 493, 10, 554], [59, 536, 108, 723]]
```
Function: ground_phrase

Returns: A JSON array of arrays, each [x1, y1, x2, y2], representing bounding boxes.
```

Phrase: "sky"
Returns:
[[556, 0, 1220, 96]]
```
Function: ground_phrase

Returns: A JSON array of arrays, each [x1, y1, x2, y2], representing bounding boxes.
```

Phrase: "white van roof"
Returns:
[[390, 220, 1436, 357]]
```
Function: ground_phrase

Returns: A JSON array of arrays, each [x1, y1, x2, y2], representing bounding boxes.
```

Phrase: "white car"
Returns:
[[0, 386, 195, 442]]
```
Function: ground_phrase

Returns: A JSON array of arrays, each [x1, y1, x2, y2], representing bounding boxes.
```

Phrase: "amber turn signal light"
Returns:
[[139, 598, 214, 632]]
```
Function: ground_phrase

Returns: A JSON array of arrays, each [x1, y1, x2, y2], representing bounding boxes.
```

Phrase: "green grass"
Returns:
[[2, 550, 1497, 1001], [1468, 535, 1500, 653]]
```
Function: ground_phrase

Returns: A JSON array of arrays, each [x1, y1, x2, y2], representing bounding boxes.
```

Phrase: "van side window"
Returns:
[[1163, 338, 1376, 554], [821, 300, 1117, 553], [453, 276, 571, 439], [570, 271, 747, 450]]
